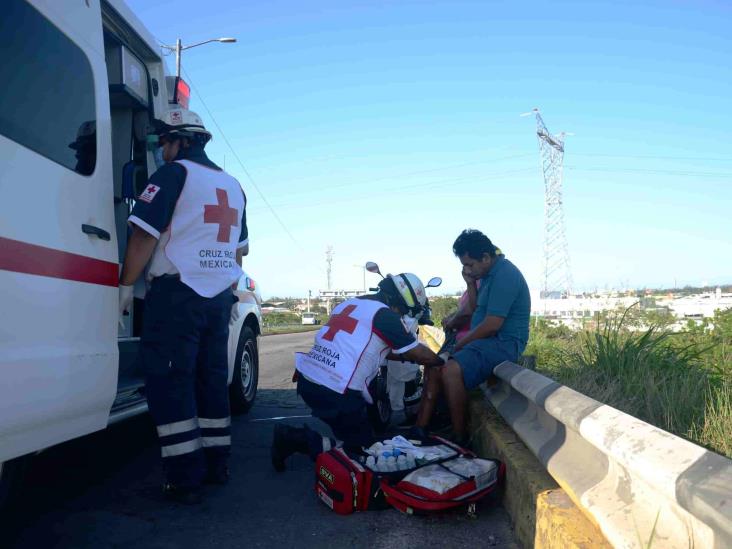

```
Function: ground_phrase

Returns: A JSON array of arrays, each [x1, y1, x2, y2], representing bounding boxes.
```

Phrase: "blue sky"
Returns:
[[127, 0, 732, 298]]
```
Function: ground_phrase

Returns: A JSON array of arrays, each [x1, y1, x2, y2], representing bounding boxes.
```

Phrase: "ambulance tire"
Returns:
[[230, 325, 258, 415], [0, 455, 28, 512]]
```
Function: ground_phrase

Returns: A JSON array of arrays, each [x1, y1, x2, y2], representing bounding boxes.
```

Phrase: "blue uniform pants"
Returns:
[[297, 376, 374, 459], [141, 276, 234, 488]]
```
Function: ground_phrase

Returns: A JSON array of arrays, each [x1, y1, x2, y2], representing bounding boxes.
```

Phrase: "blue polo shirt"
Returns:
[[471, 255, 531, 349]]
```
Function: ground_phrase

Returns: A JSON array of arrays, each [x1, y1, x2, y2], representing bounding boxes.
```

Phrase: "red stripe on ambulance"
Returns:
[[0, 236, 119, 287]]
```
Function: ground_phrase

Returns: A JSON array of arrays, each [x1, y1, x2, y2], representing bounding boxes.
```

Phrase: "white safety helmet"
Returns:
[[157, 107, 212, 145], [384, 273, 427, 317]]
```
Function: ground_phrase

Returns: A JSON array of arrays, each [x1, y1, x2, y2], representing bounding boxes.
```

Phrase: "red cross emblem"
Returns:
[[146, 185, 156, 193], [204, 188, 239, 242], [322, 304, 359, 341]]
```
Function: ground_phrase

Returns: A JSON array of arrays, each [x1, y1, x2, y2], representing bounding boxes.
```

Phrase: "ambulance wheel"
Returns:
[[230, 325, 258, 415], [0, 455, 28, 512]]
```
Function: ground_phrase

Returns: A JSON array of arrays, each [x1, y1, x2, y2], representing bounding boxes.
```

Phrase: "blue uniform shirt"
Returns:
[[471, 255, 531, 350]]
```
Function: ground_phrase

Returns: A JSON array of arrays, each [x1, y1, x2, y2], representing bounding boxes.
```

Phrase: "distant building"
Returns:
[[531, 287, 732, 330]]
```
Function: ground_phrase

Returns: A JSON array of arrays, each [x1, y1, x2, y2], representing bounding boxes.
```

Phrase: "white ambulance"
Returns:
[[0, 0, 262, 505]]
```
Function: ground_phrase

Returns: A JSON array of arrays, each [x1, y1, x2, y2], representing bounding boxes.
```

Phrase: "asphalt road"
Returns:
[[3, 331, 517, 549]]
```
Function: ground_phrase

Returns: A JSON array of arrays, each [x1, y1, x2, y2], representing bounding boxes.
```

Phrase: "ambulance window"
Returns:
[[0, 0, 96, 176]]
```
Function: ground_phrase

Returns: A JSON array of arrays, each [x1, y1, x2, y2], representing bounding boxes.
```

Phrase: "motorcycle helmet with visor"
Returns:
[[377, 273, 427, 317]]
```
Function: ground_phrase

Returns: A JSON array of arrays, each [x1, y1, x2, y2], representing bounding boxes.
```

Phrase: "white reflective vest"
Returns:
[[295, 298, 388, 396], [164, 159, 245, 297]]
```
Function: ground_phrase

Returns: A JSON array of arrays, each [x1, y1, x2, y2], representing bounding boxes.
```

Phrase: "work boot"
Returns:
[[271, 424, 309, 472], [163, 483, 203, 505]]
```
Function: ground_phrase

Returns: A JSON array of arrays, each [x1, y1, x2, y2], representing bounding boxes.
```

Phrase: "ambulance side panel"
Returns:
[[0, 0, 117, 462]]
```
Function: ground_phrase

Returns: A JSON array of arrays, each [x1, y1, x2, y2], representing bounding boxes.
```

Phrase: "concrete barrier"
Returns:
[[470, 393, 610, 549], [487, 362, 732, 549]]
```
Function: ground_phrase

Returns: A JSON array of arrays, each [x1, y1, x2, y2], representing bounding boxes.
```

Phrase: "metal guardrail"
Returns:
[[487, 363, 732, 549], [420, 326, 732, 548]]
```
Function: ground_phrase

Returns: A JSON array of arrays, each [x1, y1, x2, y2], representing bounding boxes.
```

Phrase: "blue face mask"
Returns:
[[153, 146, 165, 168]]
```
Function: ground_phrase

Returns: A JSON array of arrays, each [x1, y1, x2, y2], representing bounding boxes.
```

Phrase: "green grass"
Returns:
[[530, 308, 732, 459], [262, 324, 320, 335]]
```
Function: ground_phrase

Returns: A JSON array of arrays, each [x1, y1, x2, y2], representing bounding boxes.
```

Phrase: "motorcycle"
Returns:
[[363, 261, 442, 432]]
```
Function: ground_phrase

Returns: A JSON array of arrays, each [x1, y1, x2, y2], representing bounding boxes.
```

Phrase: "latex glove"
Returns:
[[230, 302, 242, 325], [118, 284, 134, 328]]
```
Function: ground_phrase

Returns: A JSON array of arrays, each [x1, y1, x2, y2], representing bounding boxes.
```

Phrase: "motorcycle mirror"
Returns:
[[426, 277, 442, 288], [365, 261, 383, 277]]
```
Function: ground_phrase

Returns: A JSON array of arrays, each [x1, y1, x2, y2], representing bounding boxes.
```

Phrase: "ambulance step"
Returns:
[[111, 385, 146, 412], [109, 401, 148, 425]]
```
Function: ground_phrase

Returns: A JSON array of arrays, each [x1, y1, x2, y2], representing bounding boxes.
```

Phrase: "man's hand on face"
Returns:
[[461, 266, 478, 286]]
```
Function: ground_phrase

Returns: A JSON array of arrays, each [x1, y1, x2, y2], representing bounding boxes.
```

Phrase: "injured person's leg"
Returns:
[[440, 359, 469, 444], [414, 365, 442, 432]]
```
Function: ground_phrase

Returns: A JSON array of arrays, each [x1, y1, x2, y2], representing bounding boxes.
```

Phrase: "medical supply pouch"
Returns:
[[314, 448, 387, 515], [379, 439, 505, 515]]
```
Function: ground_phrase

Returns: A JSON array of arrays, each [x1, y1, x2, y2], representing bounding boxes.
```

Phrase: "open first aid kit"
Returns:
[[314, 435, 505, 516]]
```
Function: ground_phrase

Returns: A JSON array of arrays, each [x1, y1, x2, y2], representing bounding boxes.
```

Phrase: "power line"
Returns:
[[565, 166, 732, 178], [180, 66, 302, 249], [261, 152, 536, 196], [572, 152, 732, 164], [247, 166, 537, 213]]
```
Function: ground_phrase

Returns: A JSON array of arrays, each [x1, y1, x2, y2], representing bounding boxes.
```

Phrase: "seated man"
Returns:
[[415, 230, 530, 445], [271, 273, 444, 471]]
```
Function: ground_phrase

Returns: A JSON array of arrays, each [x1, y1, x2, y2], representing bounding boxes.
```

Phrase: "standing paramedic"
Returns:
[[118, 107, 248, 504], [415, 229, 530, 445], [271, 273, 444, 471]]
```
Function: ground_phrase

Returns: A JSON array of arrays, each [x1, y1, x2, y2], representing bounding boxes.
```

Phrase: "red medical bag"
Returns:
[[314, 448, 386, 514]]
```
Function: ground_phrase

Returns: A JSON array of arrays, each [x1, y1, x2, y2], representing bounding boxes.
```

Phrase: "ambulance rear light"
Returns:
[[165, 76, 191, 109], [175, 78, 190, 109], [245, 277, 256, 292]]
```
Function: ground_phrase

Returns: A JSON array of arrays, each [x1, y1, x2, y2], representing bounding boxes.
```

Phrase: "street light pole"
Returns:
[[175, 38, 182, 78], [162, 37, 237, 78]]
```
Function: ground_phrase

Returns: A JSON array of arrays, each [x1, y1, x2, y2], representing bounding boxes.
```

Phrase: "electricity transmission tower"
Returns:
[[527, 108, 573, 298], [325, 246, 334, 290]]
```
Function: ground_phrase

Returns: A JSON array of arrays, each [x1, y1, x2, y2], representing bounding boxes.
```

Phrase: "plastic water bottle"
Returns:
[[375, 456, 385, 472], [397, 455, 407, 470], [406, 454, 416, 469], [366, 456, 376, 470], [386, 456, 397, 472]]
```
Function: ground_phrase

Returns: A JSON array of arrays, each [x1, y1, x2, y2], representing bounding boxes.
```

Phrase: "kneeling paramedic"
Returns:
[[118, 108, 249, 504], [271, 274, 444, 471]]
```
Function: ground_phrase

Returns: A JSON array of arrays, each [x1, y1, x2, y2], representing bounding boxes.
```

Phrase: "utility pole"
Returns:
[[325, 246, 334, 315], [307, 290, 311, 313], [526, 108, 574, 298], [325, 246, 334, 290]]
